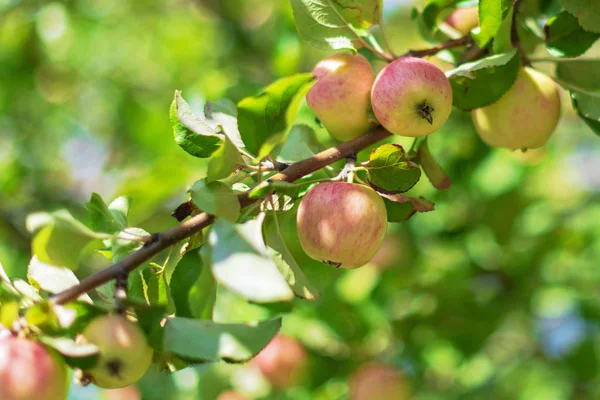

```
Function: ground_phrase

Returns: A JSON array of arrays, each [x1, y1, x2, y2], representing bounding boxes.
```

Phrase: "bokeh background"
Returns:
[[1, 0, 600, 399]]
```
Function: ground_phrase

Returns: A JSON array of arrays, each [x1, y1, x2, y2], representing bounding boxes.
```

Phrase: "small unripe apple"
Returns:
[[252, 334, 306, 389], [349, 363, 412, 400], [81, 314, 153, 389], [371, 57, 453, 137], [0, 337, 68, 400], [306, 53, 376, 141], [471, 67, 561, 149], [445, 7, 479, 35], [216, 391, 251, 400], [334, 0, 381, 29], [296, 182, 387, 269]]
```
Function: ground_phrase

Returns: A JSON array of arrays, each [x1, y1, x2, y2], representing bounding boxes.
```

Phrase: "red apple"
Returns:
[[445, 7, 479, 35], [349, 363, 412, 400], [371, 57, 453, 137], [307, 53, 376, 141], [472, 67, 561, 149], [0, 336, 68, 400], [296, 182, 387, 269], [81, 315, 153, 389], [252, 334, 306, 389]]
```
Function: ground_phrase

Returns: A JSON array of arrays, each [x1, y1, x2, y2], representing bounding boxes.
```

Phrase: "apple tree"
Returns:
[[1, 0, 600, 398]]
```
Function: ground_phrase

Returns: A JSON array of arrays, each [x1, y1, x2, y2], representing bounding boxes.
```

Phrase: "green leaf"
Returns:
[[417, 0, 454, 39], [559, 0, 600, 33], [204, 99, 245, 148], [27, 257, 93, 303], [189, 180, 240, 222], [238, 74, 315, 159], [362, 144, 421, 193], [290, 0, 360, 51], [170, 91, 223, 158], [163, 317, 281, 363], [40, 337, 99, 370], [189, 246, 217, 320], [0, 302, 20, 329], [556, 60, 600, 131], [110, 227, 149, 262], [170, 250, 205, 318], [108, 196, 131, 229], [86, 193, 124, 234], [331, 0, 383, 29], [380, 193, 435, 223], [474, 0, 512, 48], [492, 6, 514, 54], [545, 11, 600, 57], [26, 210, 107, 270], [417, 137, 452, 190], [206, 135, 243, 183], [134, 304, 167, 352], [447, 50, 520, 110], [265, 214, 320, 300], [275, 124, 321, 163], [207, 218, 294, 303]]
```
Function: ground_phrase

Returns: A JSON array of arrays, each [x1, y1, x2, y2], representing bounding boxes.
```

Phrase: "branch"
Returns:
[[401, 36, 473, 58], [52, 128, 392, 305], [511, 0, 530, 66]]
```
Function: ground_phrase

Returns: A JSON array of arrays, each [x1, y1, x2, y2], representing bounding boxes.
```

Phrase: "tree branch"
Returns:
[[511, 0, 530, 66], [52, 128, 392, 305], [401, 36, 473, 58]]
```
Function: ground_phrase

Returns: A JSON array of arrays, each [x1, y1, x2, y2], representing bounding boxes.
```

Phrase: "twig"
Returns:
[[51, 128, 392, 305], [511, 0, 530, 66], [401, 36, 473, 58]]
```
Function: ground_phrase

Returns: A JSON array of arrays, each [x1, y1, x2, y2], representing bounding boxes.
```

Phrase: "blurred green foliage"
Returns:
[[1, 0, 600, 399]]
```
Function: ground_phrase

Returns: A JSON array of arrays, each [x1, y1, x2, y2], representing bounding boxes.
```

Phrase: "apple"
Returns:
[[471, 67, 561, 149], [0, 336, 68, 400], [81, 314, 153, 389], [334, 0, 381, 29], [349, 363, 412, 400], [445, 7, 479, 35], [296, 182, 387, 269], [216, 391, 251, 400], [306, 53, 376, 141], [252, 334, 306, 389], [371, 57, 453, 137], [103, 385, 141, 400]]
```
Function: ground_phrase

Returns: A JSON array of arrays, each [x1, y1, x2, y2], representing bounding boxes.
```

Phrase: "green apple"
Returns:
[[252, 334, 306, 389], [349, 363, 412, 400], [0, 337, 68, 400], [445, 7, 479, 35], [296, 182, 387, 269], [82, 315, 153, 389], [334, 0, 381, 29], [472, 67, 561, 149], [306, 53, 376, 141], [371, 57, 453, 137]]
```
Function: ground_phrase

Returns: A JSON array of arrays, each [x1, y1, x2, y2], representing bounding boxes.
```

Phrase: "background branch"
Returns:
[[52, 128, 392, 305]]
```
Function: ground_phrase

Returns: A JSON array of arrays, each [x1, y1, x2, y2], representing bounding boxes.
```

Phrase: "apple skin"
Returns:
[[349, 363, 412, 400], [216, 391, 251, 400], [252, 334, 306, 389], [103, 385, 141, 400], [334, 0, 381, 29], [296, 182, 387, 269], [0, 337, 68, 400], [445, 7, 479, 35], [81, 315, 153, 389], [371, 57, 453, 137], [306, 53, 376, 141], [471, 67, 561, 149]]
